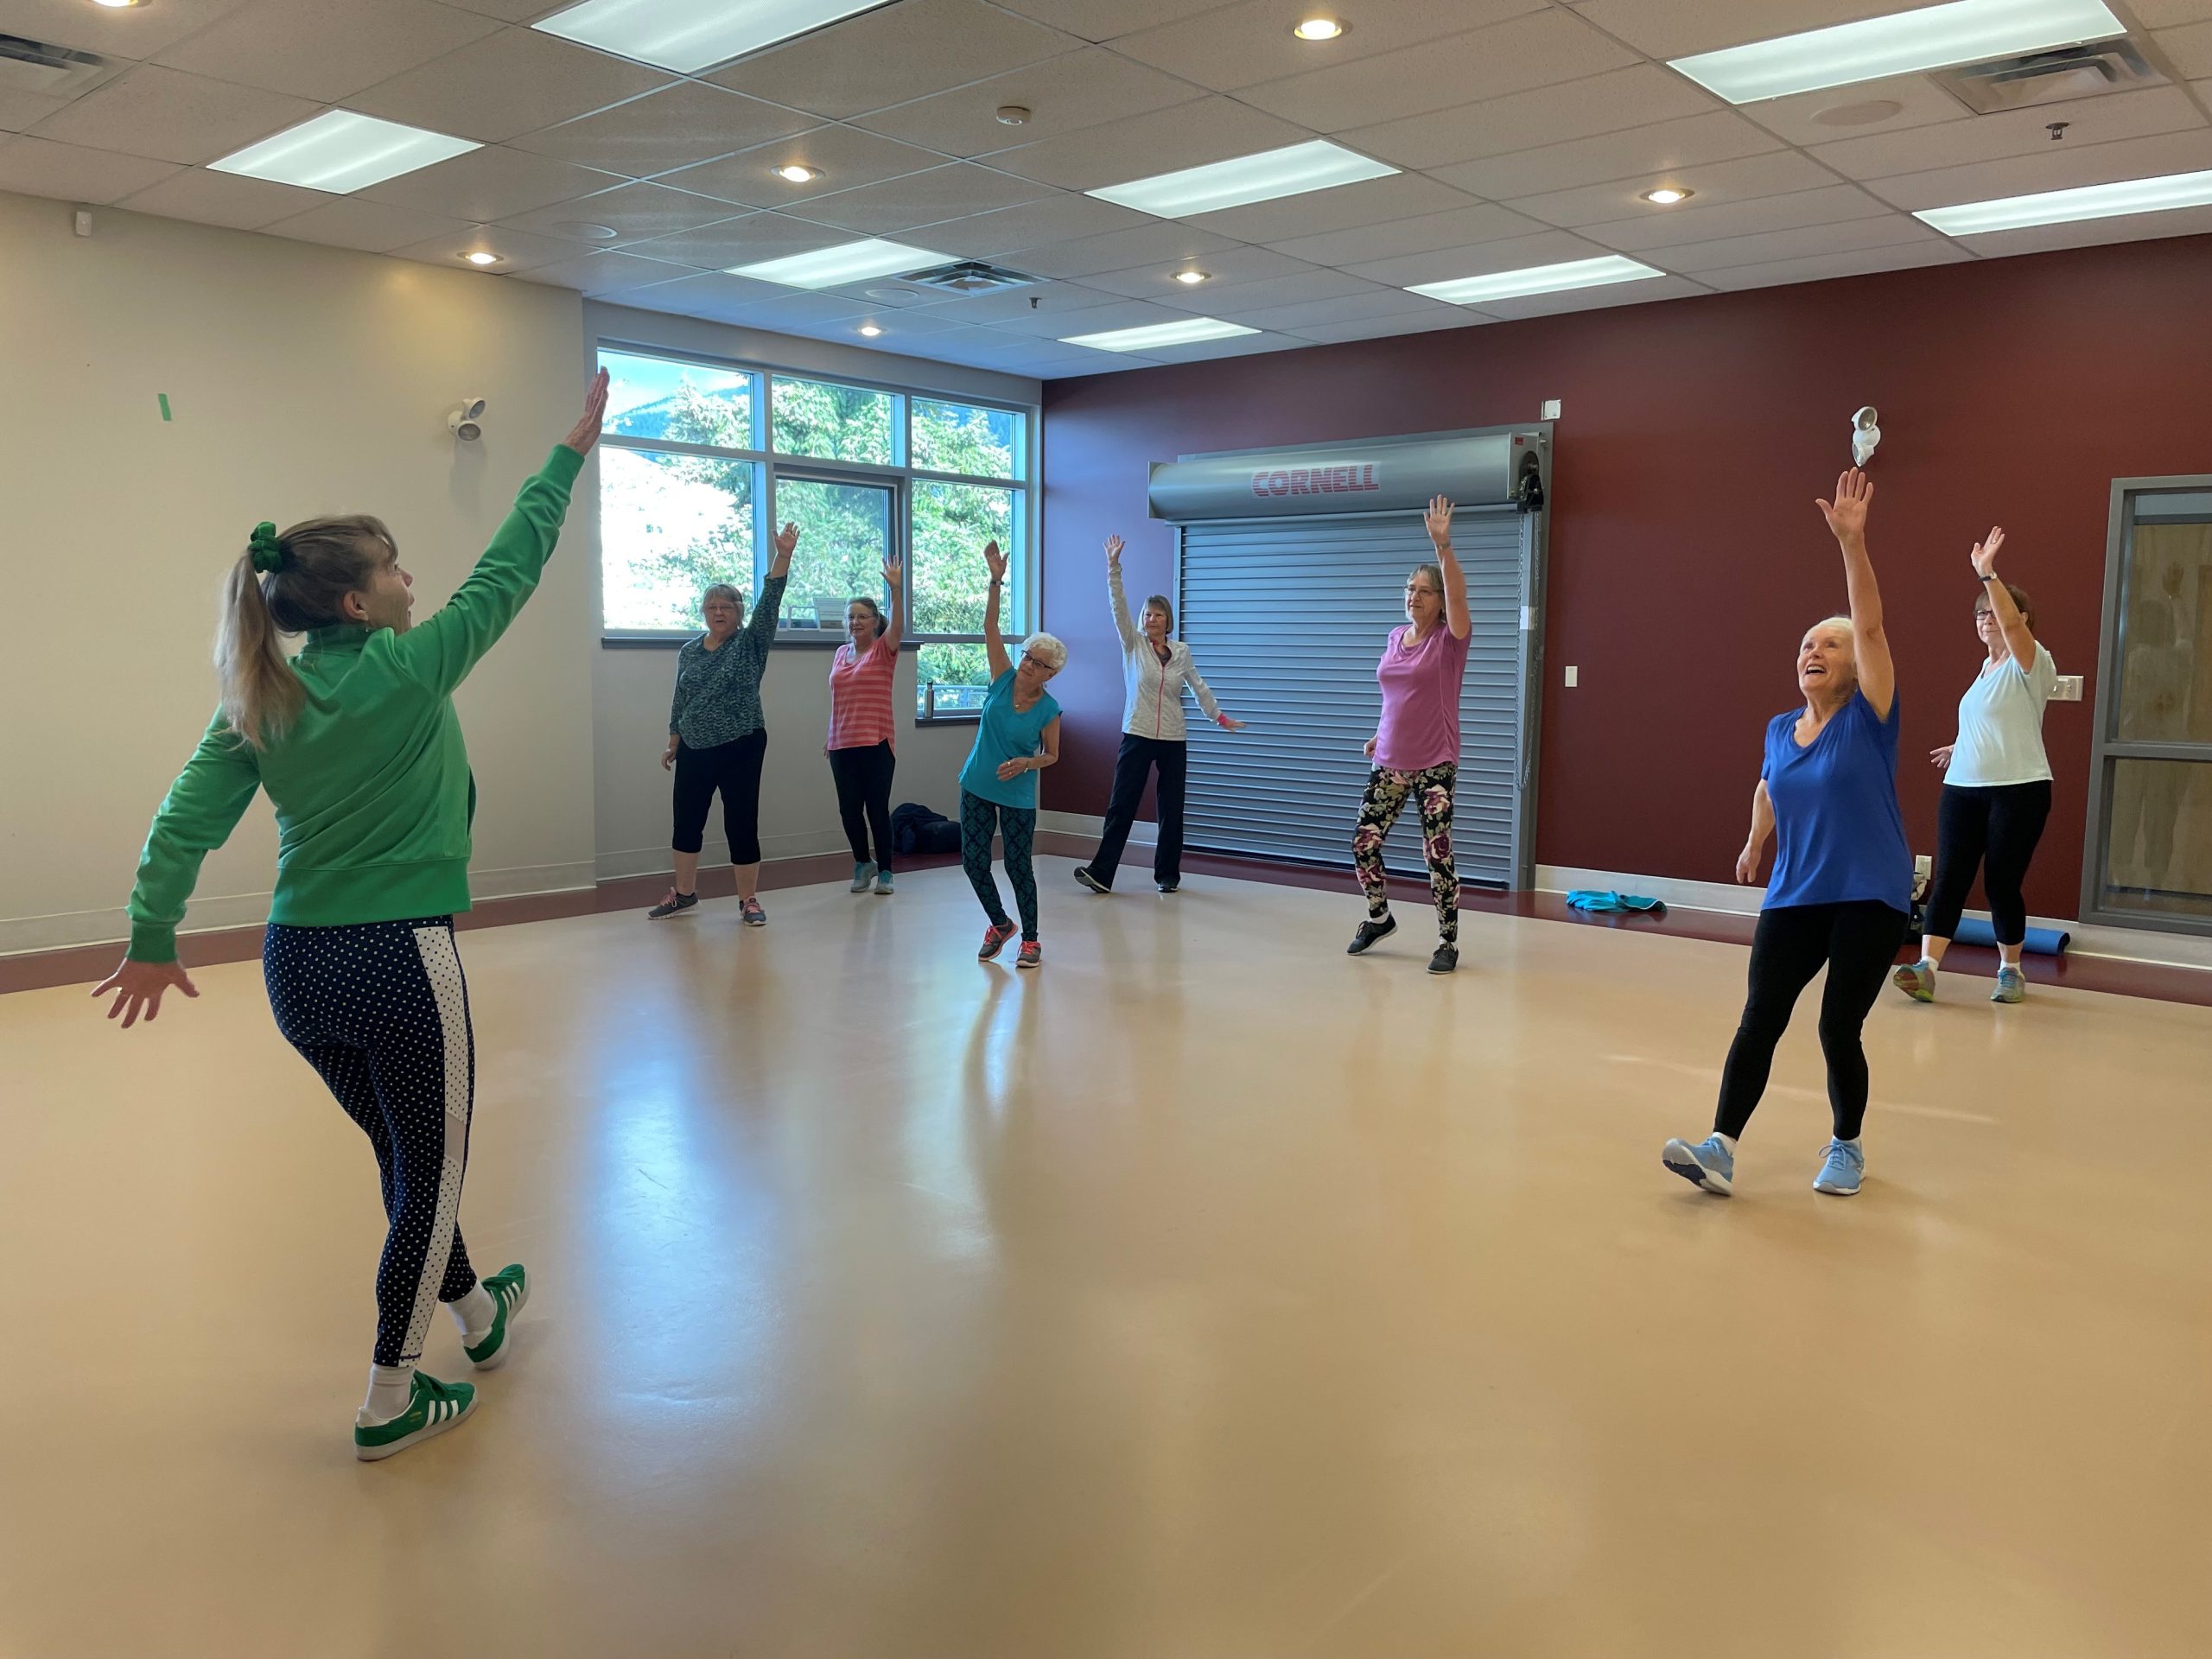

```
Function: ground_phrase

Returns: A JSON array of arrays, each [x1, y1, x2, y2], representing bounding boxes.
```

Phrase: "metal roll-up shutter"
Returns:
[[1179, 506, 1529, 887]]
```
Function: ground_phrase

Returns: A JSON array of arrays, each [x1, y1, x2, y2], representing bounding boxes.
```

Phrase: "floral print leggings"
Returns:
[[1351, 762, 1459, 944]]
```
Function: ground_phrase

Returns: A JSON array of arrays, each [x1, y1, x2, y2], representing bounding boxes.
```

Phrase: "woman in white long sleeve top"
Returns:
[[1074, 534, 1243, 894]]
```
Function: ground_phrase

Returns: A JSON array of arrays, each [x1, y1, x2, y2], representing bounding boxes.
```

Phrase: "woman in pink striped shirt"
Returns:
[[826, 557, 903, 894]]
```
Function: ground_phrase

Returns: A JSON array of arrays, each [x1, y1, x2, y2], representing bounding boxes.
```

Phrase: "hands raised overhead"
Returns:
[[982, 539, 1008, 583], [563, 368, 611, 457], [1104, 534, 1124, 569], [1970, 526, 2005, 580], [1423, 495, 1454, 550], [1815, 469, 1872, 545]]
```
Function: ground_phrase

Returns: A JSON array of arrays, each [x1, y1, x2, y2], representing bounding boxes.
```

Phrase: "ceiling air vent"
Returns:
[[896, 260, 1039, 295], [1931, 39, 2164, 114], [0, 33, 118, 99]]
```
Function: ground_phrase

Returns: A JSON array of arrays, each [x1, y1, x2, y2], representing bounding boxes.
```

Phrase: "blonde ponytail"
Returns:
[[213, 515, 397, 749], [215, 553, 303, 749]]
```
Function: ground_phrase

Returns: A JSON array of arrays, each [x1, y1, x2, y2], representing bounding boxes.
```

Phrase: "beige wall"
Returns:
[[0, 188, 593, 954]]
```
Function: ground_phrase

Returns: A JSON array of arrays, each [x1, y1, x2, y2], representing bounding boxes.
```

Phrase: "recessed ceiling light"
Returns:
[[92, 0, 146, 10], [728, 238, 944, 289], [1915, 166, 2212, 235], [1060, 317, 1261, 353], [208, 111, 478, 194], [461, 251, 501, 266], [1294, 16, 1344, 40], [534, 0, 890, 73], [1172, 269, 1210, 285], [1089, 139, 1397, 219], [773, 164, 818, 184], [859, 324, 883, 337], [1407, 256, 1665, 306], [1669, 0, 2124, 105], [1641, 187, 1692, 205]]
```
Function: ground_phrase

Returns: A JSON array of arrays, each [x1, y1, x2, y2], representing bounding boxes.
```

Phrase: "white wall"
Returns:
[[578, 302, 1039, 880], [0, 188, 592, 953]]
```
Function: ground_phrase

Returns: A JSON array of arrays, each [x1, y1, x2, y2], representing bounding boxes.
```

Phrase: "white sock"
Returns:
[[1837, 1135, 1860, 1147], [1713, 1133, 1738, 1153], [361, 1363, 414, 1424], [449, 1283, 496, 1340]]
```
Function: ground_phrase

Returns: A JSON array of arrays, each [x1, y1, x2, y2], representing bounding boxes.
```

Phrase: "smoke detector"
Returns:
[[895, 259, 1039, 295], [1932, 39, 2164, 114]]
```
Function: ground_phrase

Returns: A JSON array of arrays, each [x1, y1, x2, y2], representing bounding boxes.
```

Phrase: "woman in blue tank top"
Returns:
[[1663, 470, 1911, 1199]]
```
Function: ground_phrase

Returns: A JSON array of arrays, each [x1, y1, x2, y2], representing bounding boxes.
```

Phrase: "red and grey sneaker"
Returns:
[[1015, 939, 1042, 969], [353, 1371, 476, 1462], [646, 889, 698, 920], [463, 1263, 530, 1370], [978, 919, 1018, 960]]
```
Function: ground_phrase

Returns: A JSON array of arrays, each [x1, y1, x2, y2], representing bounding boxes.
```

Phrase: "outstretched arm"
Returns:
[[982, 539, 1012, 680], [1426, 495, 1471, 641], [1736, 779, 1776, 884], [1105, 536, 1138, 652], [880, 556, 905, 652], [747, 522, 798, 649], [1182, 660, 1240, 729], [1970, 527, 2037, 671], [1816, 469, 1893, 719]]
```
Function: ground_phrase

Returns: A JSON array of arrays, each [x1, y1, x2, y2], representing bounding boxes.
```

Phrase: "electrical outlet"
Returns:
[[1565, 665, 1579, 687], [1541, 398, 1561, 420], [2053, 675, 2084, 702]]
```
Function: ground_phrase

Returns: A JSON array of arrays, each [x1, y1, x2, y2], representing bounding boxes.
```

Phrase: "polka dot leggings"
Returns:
[[264, 918, 479, 1369]]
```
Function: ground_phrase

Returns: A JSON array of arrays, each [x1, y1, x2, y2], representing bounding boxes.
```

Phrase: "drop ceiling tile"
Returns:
[[0, 134, 179, 202], [814, 276, 950, 308], [1567, 0, 1909, 60], [617, 212, 855, 270], [0, 90, 70, 135], [346, 26, 671, 145], [1112, 0, 1545, 92], [1811, 87, 2209, 181], [912, 280, 1128, 321], [715, 290, 879, 329], [28, 65, 320, 166], [264, 196, 472, 252], [1698, 241, 1974, 291], [509, 248, 698, 293], [1079, 244, 1316, 297], [1012, 220, 1245, 278], [897, 323, 1041, 358], [614, 270, 794, 320], [812, 305, 974, 340], [1216, 288, 1453, 331], [1132, 328, 1313, 365], [115, 164, 325, 228], [1505, 149, 1845, 229], [1183, 171, 1477, 242], [389, 223, 584, 272], [1238, 10, 1637, 134], [360, 145, 619, 221], [1437, 111, 1787, 201], [1864, 129, 2212, 212], [1014, 296, 1198, 337], [850, 48, 1207, 160], [1733, 73, 1971, 148], [1470, 270, 1710, 319], [709, 0, 1080, 120], [1578, 183, 1893, 250], [1339, 64, 1721, 172], [2156, 20, 2212, 75], [2136, 0, 2212, 22], [431, 0, 558, 18], [1650, 212, 1943, 273], [1948, 198, 2212, 257], [1290, 308, 1492, 343], [498, 180, 737, 244], [509, 81, 815, 178], [990, 0, 1236, 41], [655, 126, 947, 209], [154, 0, 501, 103], [790, 162, 1054, 234], [1159, 268, 1385, 314], [0, 0, 248, 57], [1264, 201, 1549, 265], [1342, 228, 1617, 287], [917, 190, 1155, 257], [982, 96, 1310, 191]]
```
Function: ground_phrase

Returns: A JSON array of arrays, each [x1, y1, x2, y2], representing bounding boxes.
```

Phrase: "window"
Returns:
[[595, 346, 1030, 723]]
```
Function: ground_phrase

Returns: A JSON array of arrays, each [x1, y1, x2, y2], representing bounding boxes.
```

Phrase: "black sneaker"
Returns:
[[647, 889, 698, 919], [1157, 880, 1179, 893], [1428, 944, 1459, 975], [1346, 914, 1396, 955], [1074, 867, 1110, 894]]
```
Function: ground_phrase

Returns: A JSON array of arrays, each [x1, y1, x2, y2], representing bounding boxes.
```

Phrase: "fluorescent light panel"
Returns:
[[1087, 140, 1395, 219], [1060, 317, 1260, 353], [1408, 256, 1663, 306], [1670, 0, 2124, 105], [1916, 167, 2212, 235], [728, 238, 944, 288], [535, 0, 891, 73], [208, 111, 477, 194]]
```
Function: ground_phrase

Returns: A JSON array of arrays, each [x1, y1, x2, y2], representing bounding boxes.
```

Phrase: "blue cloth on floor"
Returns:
[[1567, 890, 1667, 915]]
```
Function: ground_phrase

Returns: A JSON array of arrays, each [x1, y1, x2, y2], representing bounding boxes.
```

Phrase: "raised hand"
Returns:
[[1104, 534, 1124, 569], [883, 556, 903, 590], [1971, 526, 2005, 579], [1424, 495, 1454, 550], [982, 539, 1007, 583], [563, 367, 611, 457], [92, 958, 199, 1029], [1931, 744, 1954, 770], [1815, 468, 1872, 545], [772, 522, 800, 561]]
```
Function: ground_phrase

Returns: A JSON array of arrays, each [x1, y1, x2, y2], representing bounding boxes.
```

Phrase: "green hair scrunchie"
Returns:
[[248, 522, 284, 575]]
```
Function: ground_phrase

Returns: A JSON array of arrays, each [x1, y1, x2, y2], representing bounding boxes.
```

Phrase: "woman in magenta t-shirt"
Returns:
[[1347, 495, 1473, 974]]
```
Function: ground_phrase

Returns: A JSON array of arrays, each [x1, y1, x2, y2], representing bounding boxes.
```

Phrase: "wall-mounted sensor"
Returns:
[[448, 397, 486, 442], [1850, 405, 1880, 467]]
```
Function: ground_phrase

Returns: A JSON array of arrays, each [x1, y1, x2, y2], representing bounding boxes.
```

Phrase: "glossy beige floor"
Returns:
[[4, 858, 2209, 1659]]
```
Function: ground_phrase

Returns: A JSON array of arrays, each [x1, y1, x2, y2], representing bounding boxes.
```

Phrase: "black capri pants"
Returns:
[[672, 728, 768, 865], [1924, 780, 2052, 948]]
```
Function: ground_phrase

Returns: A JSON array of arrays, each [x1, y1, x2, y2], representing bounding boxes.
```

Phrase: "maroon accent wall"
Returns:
[[1039, 235, 2212, 919]]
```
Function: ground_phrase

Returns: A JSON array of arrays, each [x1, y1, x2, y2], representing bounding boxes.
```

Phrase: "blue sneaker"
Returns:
[[874, 868, 893, 896], [1991, 966, 2025, 1004], [850, 861, 876, 893], [1892, 960, 1936, 1002], [1662, 1134, 1733, 1195], [1813, 1138, 1865, 1196]]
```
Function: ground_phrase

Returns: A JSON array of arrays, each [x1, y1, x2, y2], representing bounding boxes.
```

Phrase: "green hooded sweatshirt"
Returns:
[[125, 443, 584, 963]]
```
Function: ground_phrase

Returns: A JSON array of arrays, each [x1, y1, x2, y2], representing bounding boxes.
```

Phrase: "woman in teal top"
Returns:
[[959, 537, 1065, 969], [94, 372, 607, 1462]]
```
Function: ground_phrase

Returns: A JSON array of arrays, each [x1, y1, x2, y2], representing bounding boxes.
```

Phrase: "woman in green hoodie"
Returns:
[[93, 369, 608, 1461]]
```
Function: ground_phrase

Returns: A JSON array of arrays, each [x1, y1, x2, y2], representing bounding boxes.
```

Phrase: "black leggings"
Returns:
[[264, 918, 478, 1369], [1087, 734, 1188, 887], [961, 790, 1039, 941], [1925, 780, 2052, 947], [829, 741, 896, 870], [672, 728, 767, 866], [1715, 900, 1908, 1143]]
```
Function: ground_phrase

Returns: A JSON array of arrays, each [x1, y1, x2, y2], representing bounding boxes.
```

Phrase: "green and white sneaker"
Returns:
[[353, 1371, 476, 1461], [463, 1263, 530, 1370]]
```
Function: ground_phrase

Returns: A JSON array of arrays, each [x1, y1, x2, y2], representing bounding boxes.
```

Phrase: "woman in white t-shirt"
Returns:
[[1894, 527, 2056, 1006]]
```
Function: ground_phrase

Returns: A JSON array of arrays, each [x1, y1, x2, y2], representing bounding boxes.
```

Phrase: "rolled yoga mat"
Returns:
[[1950, 918, 2070, 955]]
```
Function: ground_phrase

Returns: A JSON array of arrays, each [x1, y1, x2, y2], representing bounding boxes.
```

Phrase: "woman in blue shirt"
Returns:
[[1664, 470, 1911, 1198], [960, 537, 1064, 969]]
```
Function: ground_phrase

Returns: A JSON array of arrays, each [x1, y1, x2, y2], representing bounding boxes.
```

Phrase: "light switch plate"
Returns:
[[1541, 398, 1561, 420], [2053, 675, 2084, 702], [1565, 665, 1578, 687]]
